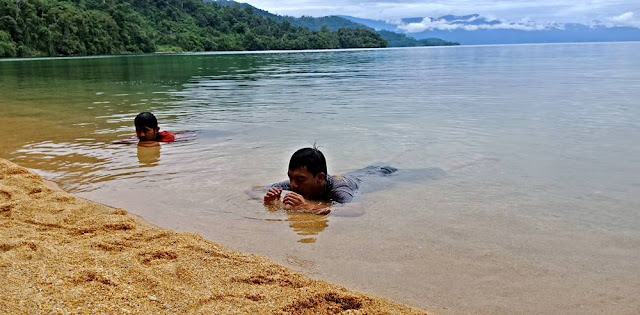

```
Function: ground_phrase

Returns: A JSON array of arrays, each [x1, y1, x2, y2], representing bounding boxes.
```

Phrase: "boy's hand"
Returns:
[[283, 192, 307, 209], [263, 188, 283, 203]]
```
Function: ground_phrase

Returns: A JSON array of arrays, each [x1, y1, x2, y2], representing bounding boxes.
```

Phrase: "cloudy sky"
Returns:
[[237, 0, 640, 26]]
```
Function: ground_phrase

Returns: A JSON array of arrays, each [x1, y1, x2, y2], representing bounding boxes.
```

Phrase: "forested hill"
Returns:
[[209, 0, 461, 47], [208, 0, 366, 31], [378, 30, 460, 47], [0, 0, 386, 58]]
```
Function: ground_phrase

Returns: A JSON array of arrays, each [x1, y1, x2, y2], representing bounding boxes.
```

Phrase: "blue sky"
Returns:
[[236, 0, 640, 26]]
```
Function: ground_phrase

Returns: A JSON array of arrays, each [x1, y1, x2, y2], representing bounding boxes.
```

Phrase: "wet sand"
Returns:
[[0, 158, 425, 314]]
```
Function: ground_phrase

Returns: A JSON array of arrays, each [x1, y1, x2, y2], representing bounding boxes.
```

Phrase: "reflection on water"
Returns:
[[264, 201, 330, 243], [137, 145, 161, 166], [286, 212, 329, 243]]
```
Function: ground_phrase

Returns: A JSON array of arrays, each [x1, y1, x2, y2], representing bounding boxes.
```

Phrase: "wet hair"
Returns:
[[134, 112, 158, 130], [288, 147, 327, 176]]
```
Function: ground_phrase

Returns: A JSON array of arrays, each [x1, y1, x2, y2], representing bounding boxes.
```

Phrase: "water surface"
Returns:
[[2, 43, 640, 313]]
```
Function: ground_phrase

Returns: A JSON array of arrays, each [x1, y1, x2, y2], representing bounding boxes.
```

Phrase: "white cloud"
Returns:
[[606, 11, 639, 27], [612, 11, 634, 22], [396, 18, 551, 33]]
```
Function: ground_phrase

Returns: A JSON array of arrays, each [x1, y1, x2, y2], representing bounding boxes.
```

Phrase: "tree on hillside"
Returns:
[[338, 28, 387, 48]]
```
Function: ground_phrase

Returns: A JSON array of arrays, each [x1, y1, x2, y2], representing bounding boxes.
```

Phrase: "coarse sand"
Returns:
[[0, 158, 426, 314]]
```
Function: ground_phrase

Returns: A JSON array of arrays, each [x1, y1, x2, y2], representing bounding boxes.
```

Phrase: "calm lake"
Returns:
[[1, 42, 639, 313]]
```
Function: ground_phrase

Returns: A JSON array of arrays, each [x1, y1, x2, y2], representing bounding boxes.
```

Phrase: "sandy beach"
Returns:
[[0, 158, 425, 314]]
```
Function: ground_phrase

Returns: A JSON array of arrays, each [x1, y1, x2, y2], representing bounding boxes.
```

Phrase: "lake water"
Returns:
[[1, 43, 639, 314]]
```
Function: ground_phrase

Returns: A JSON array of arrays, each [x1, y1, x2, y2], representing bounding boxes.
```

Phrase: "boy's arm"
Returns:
[[285, 196, 330, 213], [282, 190, 364, 217], [112, 135, 140, 145]]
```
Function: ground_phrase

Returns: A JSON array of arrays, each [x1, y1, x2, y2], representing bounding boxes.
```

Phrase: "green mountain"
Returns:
[[206, 1, 457, 47], [205, 0, 364, 31], [0, 0, 386, 57]]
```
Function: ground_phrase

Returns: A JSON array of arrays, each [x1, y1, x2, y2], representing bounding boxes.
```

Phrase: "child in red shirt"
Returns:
[[134, 112, 175, 147]]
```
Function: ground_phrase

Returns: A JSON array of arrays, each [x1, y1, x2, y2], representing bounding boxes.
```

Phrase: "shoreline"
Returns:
[[0, 158, 425, 313], [4, 41, 640, 62]]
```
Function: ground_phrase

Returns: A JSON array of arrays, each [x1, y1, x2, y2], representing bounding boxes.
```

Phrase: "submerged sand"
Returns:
[[0, 159, 425, 314]]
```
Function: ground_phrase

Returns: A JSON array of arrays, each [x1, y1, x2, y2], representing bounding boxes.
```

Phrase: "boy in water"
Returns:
[[134, 112, 175, 147], [263, 147, 397, 215]]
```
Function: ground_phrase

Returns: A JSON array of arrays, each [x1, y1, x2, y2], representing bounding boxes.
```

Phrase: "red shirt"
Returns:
[[158, 131, 175, 142]]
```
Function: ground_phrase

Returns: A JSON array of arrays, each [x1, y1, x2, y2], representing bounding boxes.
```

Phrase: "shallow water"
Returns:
[[2, 43, 640, 313]]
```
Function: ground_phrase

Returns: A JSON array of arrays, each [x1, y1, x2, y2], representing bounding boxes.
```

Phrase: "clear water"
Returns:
[[1, 43, 639, 313]]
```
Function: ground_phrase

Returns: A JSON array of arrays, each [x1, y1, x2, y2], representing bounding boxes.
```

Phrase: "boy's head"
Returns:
[[287, 147, 327, 198], [134, 112, 159, 141]]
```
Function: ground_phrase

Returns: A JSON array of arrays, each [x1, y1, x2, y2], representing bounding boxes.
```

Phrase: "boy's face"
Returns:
[[136, 126, 159, 141], [288, 167, 325, 198]]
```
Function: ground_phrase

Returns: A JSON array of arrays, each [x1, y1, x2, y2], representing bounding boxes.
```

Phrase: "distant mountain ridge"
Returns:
[[340, 14, 640, 44], [207, 0, 458, 46]]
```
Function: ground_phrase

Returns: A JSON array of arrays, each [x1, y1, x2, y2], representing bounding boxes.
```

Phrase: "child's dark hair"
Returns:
[[134, 112, 158, 130], [289, 147, 327, 176]]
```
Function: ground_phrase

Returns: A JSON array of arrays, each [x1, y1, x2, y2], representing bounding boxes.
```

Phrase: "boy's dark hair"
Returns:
[[289, 147, 327, 176], [134, 112, 158, 130]]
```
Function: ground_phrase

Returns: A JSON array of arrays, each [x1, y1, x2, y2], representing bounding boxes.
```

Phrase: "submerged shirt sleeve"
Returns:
[[328, 175, 360, 204], [331, 188, 357, 203]]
